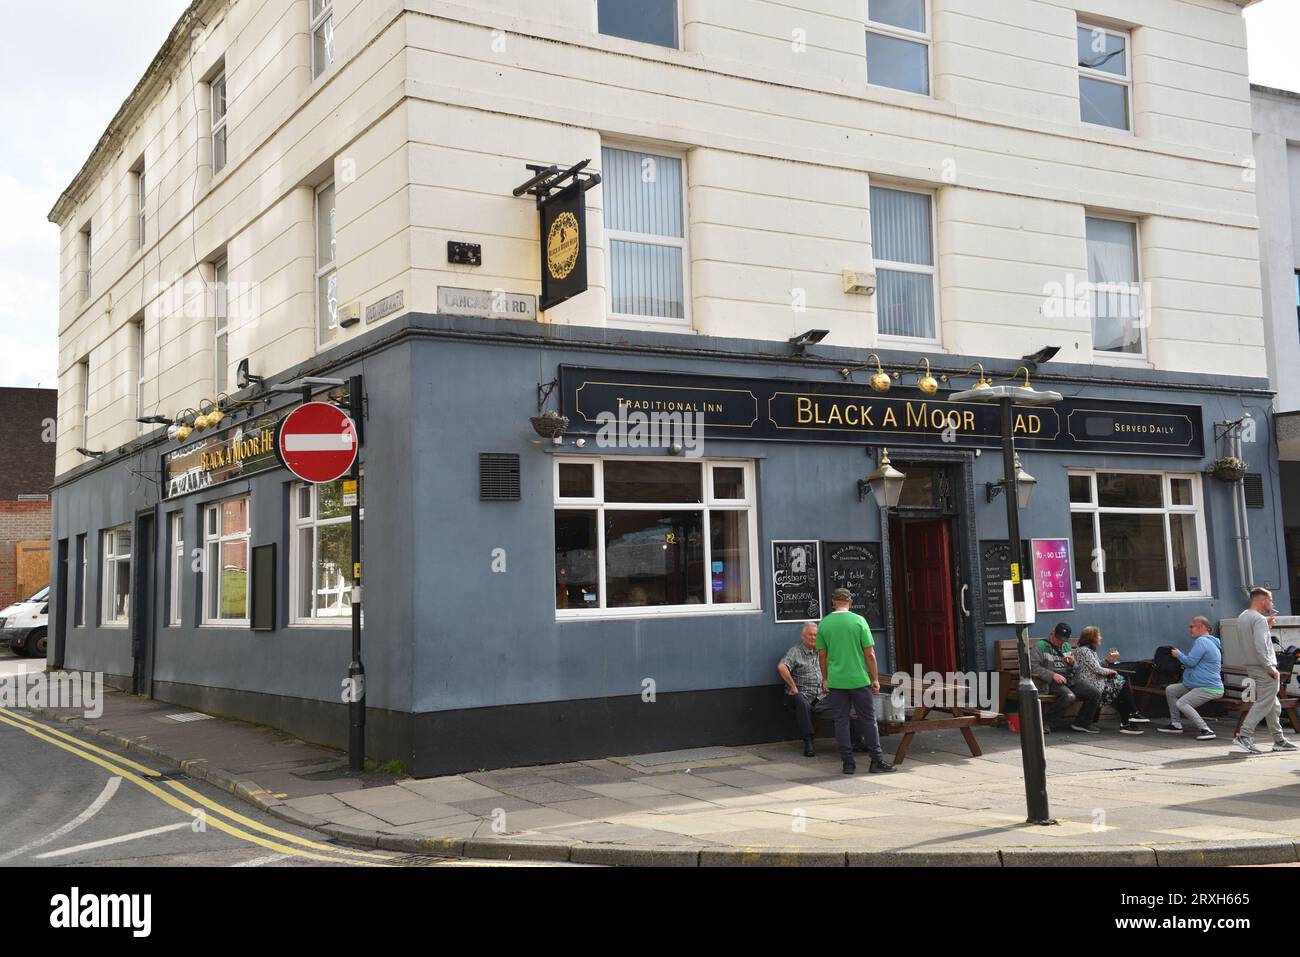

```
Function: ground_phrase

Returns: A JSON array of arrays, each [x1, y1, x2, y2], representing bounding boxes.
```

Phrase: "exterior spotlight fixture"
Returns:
[[1020, 346, 1060, 372], [965, 363, 993, 390], [789, 328, 830, 356], [915, 357, 940, 395], [859, 447, 906, 508], [987, 453, 1038, 509], [136, 415, 172, 426], [840, 354, 893, 394], [237, 358, 266, 391], [173, 408, 199, 442], [75, 447, 106, 460]]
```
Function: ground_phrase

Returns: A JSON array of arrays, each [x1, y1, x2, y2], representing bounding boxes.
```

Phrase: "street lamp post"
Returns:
[[950, 374, 1061, 826]]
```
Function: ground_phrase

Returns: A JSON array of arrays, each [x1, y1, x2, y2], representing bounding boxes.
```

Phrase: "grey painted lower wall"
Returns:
[[49, 312, 1286, 773]]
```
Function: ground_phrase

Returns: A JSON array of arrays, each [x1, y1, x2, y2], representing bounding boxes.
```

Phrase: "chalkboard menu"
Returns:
[[772, 540, 822, 623], [822, 542, 883, 630], [980, 540, 1031, 625]]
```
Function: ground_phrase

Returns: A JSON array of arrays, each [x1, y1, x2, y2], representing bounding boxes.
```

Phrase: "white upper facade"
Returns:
[[50, 0, 1264, 474]]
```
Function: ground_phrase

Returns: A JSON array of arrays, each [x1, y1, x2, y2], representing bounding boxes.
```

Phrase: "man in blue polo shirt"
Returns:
[[1158, 615, 1223, 741]]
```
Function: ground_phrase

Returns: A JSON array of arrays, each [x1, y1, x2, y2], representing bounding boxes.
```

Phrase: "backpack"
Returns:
[[1151, 645, 1182, 683]]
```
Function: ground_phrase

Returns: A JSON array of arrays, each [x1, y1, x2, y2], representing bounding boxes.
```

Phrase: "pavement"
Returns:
[[20, 683, 1300, 866]]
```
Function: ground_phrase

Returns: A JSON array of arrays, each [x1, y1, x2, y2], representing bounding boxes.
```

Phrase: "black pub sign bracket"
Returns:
[[515, 160, 601, 312]]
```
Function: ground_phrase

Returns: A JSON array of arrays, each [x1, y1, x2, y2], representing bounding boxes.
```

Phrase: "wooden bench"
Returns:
[[1130, 660, 1300, 735], [995, 638, 1060, 720]]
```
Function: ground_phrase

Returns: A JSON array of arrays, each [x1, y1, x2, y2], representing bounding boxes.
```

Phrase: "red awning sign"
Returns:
[[275, 402, 359, 484]]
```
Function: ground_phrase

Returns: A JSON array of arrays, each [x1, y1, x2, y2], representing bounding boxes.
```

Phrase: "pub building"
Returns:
[[47, 309, 1284, 776]]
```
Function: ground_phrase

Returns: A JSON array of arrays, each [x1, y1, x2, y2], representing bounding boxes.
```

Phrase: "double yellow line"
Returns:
[[0, 708, 392, 866]]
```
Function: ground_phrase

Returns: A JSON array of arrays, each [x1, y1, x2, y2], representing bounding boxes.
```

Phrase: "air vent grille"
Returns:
[[480, 453, 521, 501], [1244, 473, 1264, 509]]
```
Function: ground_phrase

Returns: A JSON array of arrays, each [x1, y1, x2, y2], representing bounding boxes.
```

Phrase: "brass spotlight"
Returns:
[[966, 363, 993, 390], [916, 358, 939, 396], [839, 354, 893, 394], [1015, 366, 1037, 391]]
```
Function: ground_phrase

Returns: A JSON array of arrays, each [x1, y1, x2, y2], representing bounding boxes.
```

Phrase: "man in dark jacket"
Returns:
[[1028, 622, 1101, 733]]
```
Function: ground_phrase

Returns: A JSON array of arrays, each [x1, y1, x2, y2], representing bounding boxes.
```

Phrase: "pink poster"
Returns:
[[1031, 538, 1075, 613]]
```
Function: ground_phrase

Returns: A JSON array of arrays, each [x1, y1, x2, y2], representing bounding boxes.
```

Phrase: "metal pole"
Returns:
[[1002, 396, 1053, 824], [347, 374, 366, 774]]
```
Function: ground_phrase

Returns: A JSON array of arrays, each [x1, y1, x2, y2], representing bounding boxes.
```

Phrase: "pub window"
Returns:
[[554, 458, 758, 617], [1069, 470, 1209, 599], [75, 533, 87, 627], [102, 526, 132, 627], [1086, 215, 1143, 357], [203, 496, 250, 625], [210, 66, 228, 174], [316, 179, 338, 345], [866, 0, 931, 96], [1077, 22, 1132, 132], [870, 185, 938, 341], [291, 477, 362, 623], [597, 0, 678, 49], [311, 0, 335, 79], [169, 512, 184, 627], [602, 145, 689, 327]]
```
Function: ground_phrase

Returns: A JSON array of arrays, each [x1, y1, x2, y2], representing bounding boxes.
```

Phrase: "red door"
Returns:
[[903, 520, 957, 674]]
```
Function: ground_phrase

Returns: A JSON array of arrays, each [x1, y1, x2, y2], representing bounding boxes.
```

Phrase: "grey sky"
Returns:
[[1, 0, 1297, 391]]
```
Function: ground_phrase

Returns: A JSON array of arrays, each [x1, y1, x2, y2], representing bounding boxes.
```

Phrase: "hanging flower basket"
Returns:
[[1209, 456, 1247, 483], [530, 410, 569, 439]]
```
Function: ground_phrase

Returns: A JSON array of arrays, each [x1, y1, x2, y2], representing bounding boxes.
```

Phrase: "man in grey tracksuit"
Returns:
[[1235, 587, 1299, 755]]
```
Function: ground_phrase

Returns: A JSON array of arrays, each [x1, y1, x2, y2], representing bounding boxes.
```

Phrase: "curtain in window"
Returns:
[[1086, 217, 1141, 353], [603, 147, 685, 319], [870, 186, 934, 338]]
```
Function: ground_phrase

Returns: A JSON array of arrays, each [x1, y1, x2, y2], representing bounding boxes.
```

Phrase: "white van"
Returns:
[[0, 585, 49, 657]]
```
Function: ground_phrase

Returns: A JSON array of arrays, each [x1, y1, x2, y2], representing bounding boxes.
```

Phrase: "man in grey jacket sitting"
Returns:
[[1235, 587, 1299, 755]]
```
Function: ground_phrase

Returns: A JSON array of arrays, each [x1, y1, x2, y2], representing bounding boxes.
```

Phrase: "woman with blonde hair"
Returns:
[[1072, 626, 1149, 734]]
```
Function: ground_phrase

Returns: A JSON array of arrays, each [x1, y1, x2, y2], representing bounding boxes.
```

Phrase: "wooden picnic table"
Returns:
[[874, 676, 1001, 764]]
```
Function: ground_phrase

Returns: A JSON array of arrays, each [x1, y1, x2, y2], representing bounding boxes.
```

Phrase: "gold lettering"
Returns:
[[963, 411, 975, 432], [827, 404, 844, 426], [845, 406, 860, 427], [1028, 414, 1041, 435], [882, 408, 897, 427], [906, 403, 926, 429], [797, 397, 813, 425]]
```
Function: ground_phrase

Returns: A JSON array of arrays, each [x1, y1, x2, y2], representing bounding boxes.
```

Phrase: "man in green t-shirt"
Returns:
[[816, 588, 896, 775]]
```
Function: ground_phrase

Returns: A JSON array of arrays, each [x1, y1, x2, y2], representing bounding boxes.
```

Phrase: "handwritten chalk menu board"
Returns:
[[1031, 538, 1076, 612], [980, 540, 1031, 624], [772, 540, 822, 623], [822, 542, 883, 630]]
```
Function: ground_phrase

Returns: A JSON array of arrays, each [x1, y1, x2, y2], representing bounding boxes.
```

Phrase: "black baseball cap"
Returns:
[[1052, 622, 1072, 640]]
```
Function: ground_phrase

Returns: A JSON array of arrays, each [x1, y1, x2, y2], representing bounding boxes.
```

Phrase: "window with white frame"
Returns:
[[870, 185, 937, 341], [79, 358, 91, 446], [169, 512, 184, 627], [866, 0, 930, 95], [80, 223, 92, 300], [102, 526, 132, 626], [214, 257, 229, 392], [1086, 215, 1143, 356], [133, 159, 146, 250], [75, 533, 87, 627], [602, 145, 688, 325], [133, 316, 146, 425], [1077, 22, 1131, 131], [311, 0, 335, 79], [554, 458, 759, 617], [1068, 471, 1208, 599], [597, 0, 678, 48], [203, 497, 250, 624], [316, 180, 338, 343], [291, 477, 362, 622], [211, 68, 228, 174]]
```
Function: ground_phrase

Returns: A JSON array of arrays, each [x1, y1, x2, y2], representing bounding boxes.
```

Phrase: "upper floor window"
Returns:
[[311, 0, 335, 79], [866, 0, 930, 96], [79, 357, 91, 445], [316, 180, 338, 344], [597, 0, 678, 49], [213, 258, 229, 392], [79, 223, 92, 300], [211, 68, 228, 174], [1069, 471, 1208, 599], [870, 185, 937, 341], [133, 316, 146, 425], [132, 158, 146, 250], [1086, 216, 1143, 356], [602, 145, 688, 326], [203, 497, 250, 625], [1077, 23, 1131, 131], [102, 526, 132, 626]]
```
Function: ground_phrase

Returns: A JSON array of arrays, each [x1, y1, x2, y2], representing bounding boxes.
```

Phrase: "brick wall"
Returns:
[[0, 388, 57, 501], [0, 500, 52, 607]]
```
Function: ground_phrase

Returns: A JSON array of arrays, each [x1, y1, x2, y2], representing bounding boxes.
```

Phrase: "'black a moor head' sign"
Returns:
[[540, 180, 588, 311]]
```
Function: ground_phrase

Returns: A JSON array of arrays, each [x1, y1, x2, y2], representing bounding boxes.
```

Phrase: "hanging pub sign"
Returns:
[[161, 409, 285, 499], [559, 366, 1205, 457], [540, 180, 588, 311]]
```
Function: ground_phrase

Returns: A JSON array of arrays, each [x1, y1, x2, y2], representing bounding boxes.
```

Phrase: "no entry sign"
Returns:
[[275, 402, 358, 484]]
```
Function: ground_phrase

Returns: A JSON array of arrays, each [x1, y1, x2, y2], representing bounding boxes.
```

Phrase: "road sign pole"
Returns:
[[347, 375, 365, 774]]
